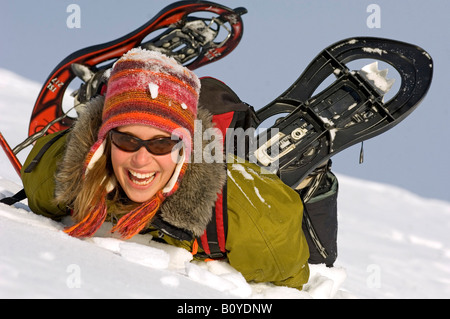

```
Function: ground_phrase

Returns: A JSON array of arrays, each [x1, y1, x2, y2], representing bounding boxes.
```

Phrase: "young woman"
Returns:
[[21, 48, 312, 290]]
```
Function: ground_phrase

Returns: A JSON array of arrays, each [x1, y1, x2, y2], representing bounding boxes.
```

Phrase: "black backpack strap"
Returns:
[[0, 189, 27, 206], [23, 130, 69, 173], [1, 130, 69, 207], [149, 215, 194, 242]]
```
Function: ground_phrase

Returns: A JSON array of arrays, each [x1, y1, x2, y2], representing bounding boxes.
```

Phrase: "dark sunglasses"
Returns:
[[110, 129, 180, 155]]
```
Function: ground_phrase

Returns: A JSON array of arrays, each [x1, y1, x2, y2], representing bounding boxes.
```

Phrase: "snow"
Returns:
[[120, 48, 201, 91], [361, 62, 395, 94], [230, 163, 254, 180], [148, 82, 159, 99], [362, 47, 388, 56], [1, 68, 450, 299]]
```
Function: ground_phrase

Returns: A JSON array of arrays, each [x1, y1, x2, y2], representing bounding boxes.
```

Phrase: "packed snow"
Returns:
[[1, 69, 449, 299], [361, 62, 395, 94]]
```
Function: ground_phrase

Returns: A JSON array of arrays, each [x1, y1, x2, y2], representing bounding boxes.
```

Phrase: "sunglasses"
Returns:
[[110, 129, 180, 155]]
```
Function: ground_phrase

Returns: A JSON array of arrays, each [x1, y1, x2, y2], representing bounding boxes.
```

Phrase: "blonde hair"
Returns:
[[56, 137, 138, 224]]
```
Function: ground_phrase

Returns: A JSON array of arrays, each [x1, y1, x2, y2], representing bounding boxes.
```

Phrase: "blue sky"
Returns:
[[1, 0, 449, 202]]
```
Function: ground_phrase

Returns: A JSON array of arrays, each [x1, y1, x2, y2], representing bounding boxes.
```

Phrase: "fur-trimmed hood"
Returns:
[[54, 95, 226, 237]]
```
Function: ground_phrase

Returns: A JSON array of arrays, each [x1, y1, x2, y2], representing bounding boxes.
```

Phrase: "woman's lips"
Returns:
[[127, 169, 156, 187]]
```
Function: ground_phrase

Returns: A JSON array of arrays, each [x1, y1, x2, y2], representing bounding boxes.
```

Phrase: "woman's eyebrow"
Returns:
[[117, 130, 171, 140]]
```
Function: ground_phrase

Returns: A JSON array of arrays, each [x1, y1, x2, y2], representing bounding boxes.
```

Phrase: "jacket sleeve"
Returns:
[[21, 131, 69, 220], [225, 159, 310, 290]]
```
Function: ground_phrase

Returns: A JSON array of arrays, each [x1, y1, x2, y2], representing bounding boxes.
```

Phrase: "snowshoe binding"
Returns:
[[251, 37, 433, 189]]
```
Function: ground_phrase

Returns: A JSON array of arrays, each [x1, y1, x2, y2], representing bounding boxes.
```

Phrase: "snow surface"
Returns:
[[1, 69, 450, 299]]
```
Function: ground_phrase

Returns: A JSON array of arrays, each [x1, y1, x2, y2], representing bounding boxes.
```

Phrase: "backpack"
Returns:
[[194, 77, 257, 259], [192, 77, 338, 266]]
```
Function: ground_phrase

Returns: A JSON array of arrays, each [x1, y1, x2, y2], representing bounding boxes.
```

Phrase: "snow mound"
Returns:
[[0, 178, 351, 299]]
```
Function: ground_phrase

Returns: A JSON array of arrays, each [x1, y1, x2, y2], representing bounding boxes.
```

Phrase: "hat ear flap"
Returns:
[[84, 139, 116, 193], [105, 176, 116, 193], [163, 143, 187, 195], [85, 139, 106, 174]]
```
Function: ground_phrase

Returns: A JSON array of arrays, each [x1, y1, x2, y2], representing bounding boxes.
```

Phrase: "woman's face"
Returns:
[[110, 124, 178, 203]]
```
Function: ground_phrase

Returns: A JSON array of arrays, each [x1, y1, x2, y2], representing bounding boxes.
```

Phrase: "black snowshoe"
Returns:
[[251, 37, 433, 189]]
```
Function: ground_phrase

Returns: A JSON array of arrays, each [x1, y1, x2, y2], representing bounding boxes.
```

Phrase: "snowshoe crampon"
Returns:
[[252, 37, 433, 188], [27, 0, 246, 138]]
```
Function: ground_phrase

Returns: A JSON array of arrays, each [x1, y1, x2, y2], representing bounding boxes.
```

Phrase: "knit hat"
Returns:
[[64, 48, 201, 239]]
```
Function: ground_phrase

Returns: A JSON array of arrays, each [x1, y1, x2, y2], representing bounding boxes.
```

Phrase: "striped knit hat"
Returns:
[[64, 48, 201, 239], [88, 48, 200, 177]]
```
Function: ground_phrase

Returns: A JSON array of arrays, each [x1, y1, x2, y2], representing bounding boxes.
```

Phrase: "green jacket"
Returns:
[[21, 97, 309, 289]]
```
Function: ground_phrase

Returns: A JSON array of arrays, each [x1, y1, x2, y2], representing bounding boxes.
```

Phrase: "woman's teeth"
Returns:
[[128, 170, 156, 186]]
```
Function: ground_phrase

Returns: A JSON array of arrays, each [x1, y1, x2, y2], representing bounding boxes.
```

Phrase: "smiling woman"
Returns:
[[60, 48, 201, 239], [20, 48, 311, 291], [110, 125, 179, 203]]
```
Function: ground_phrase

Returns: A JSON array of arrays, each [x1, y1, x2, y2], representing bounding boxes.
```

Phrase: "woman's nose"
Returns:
[[131, 146, 153, 167]]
